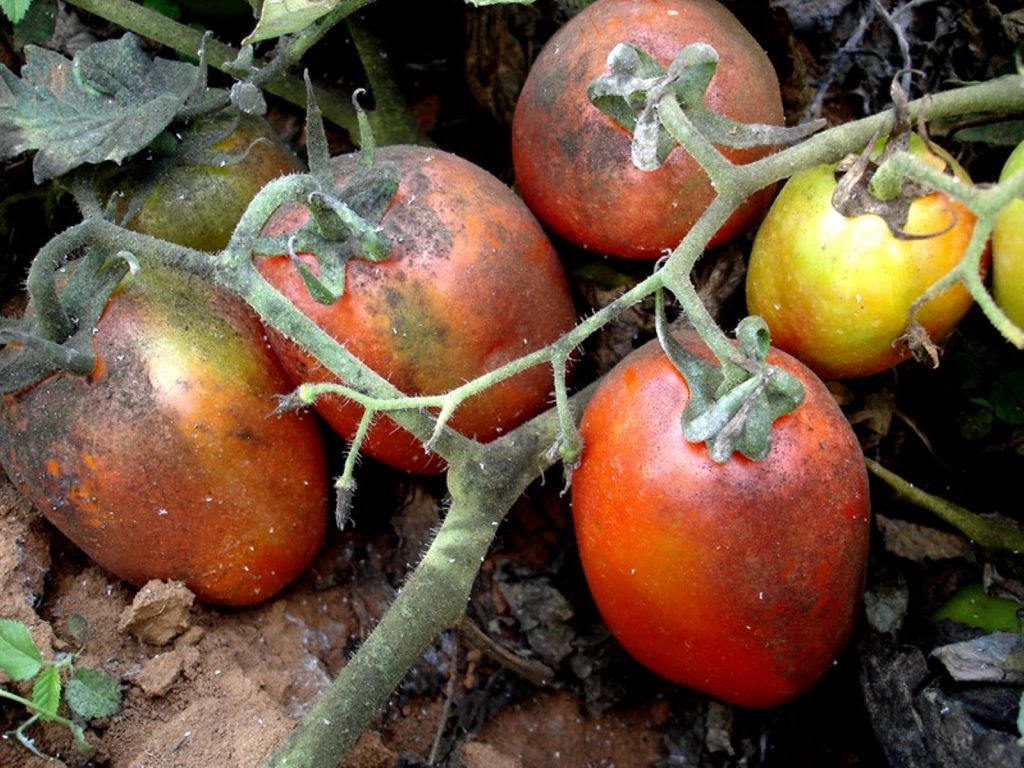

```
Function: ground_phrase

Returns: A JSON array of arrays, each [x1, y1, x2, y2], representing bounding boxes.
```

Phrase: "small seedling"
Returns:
[[0, 615, 121, 758]]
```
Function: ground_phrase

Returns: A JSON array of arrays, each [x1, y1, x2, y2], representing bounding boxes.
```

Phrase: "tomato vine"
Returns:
[[2, 1, 1024, 766]]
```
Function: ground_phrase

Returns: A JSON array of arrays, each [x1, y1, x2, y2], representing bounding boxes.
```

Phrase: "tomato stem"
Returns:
[[866, 458, 1024, 552]]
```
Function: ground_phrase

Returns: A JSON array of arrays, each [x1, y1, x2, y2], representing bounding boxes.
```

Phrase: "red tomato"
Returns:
[[746, 135, 980, 379], [512, 0, 784, 259], [258, 145, 578, 474], [572, 330, 870, 707], [0, 262, 328, 606]]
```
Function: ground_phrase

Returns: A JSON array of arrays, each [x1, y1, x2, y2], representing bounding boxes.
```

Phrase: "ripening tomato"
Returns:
[[511, 0, 784, 259], [572, 330, 870, 708], [98, 110, 302, 252], [746, 135, 981, 379], [0, 261, 328, 606], [993, 140, 1024, 329], [257, 145, 578, 474]]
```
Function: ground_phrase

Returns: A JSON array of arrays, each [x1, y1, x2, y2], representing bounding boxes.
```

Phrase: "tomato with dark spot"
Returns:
[[571, 330, 870, 707], [512, 0, 784, 259], [0, 262, 328, 606], [258, 145, 578, 474], [97, 111, 302, 253]]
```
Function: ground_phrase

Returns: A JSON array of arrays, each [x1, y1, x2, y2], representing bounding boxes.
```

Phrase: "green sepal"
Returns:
[[276, 81, 397, 305], [655, 294, 804, 463], [0, 249, 133, 394], [588, 42, 823, 172]]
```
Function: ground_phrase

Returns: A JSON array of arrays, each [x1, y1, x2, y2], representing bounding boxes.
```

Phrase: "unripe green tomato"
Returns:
[[99, 110, 302, 252], [993, 141, 1024, 329], [746, 135, 980, 379]]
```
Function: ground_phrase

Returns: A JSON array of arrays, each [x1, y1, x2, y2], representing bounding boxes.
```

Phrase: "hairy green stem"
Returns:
[[25, 219, 103, 342], [262, 421, 555, 767], [866, 458, 1024, 552], [345, 16, 433, 146], [883, 153, 1024, 348]]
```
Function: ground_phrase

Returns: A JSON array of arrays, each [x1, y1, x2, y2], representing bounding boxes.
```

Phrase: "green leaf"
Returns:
[[12, 0, 55, 50], [243, 0, 341, 45], [990, 370, 1024, 426], [66, 668, 121, 720], [0, 619, 43, 681], [0, 0, 32, 24], [31, 666, 61, 721], [0, 34, 202, 183], [933, 583, 1024, 633]]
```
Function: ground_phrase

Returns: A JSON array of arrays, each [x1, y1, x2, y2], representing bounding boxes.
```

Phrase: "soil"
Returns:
[[4, 1, 1024, 767]]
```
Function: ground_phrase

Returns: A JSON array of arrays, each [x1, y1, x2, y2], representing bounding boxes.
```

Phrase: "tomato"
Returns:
[[572, 330, 870, 708], [0, 261, 328, 606], [746, 135, 980, 380], [257, 145, 578, 474], [993, 140, 1024, 329], [511, 0, 784, 259], [98, 110, 302, 252]]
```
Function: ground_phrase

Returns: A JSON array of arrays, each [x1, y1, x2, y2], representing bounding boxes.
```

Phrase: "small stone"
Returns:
[[119, 580, 195, 646], [136, 650, 183, 697], [460, 741, 523, 768]]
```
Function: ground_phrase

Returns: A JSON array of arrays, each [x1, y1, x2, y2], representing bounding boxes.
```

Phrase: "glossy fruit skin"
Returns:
[[103, 111, 302, 252], [511, 0, 784, 259], [746, 136, 980, 380], [257, 145, 578, 474], [0, 263, 328, 606], [572, 331, 870, 708], [993, 141, 1024, 329]]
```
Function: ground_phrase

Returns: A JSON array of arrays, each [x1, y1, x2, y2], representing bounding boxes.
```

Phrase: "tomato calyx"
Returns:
[[587, 42, 822, 172], [0, 245, 134, 394], [655, 292, 805, 463], [253, 85, 398, 303], [831, 88, 958, 241]]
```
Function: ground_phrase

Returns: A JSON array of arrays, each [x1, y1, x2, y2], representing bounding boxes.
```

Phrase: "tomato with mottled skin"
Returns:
[[746, 135, 980, 379], [572, 331, 870, 708], [99, 110, 302, 252], [258, 145, 578, 474], [0, 262, 328, 606], [993, 140, 1024, 329], [512, 0, 784, 259]]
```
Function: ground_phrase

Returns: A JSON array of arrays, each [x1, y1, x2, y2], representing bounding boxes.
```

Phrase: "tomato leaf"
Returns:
[[66, 667, 121, 720], [990, 370, 1024, 426], [31, 666, 61, 721], [11, 0, 55, 50], [0, 619, 43, 681], [0, 34, 203, 183], [0, 0, 32, 24], [243, 0, 341, 45]]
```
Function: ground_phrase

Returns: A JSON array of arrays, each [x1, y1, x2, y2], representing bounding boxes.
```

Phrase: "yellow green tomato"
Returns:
[[746, 135, 980, 379], [99, 110, 302, 252], [993, 141, 1024, 329]]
